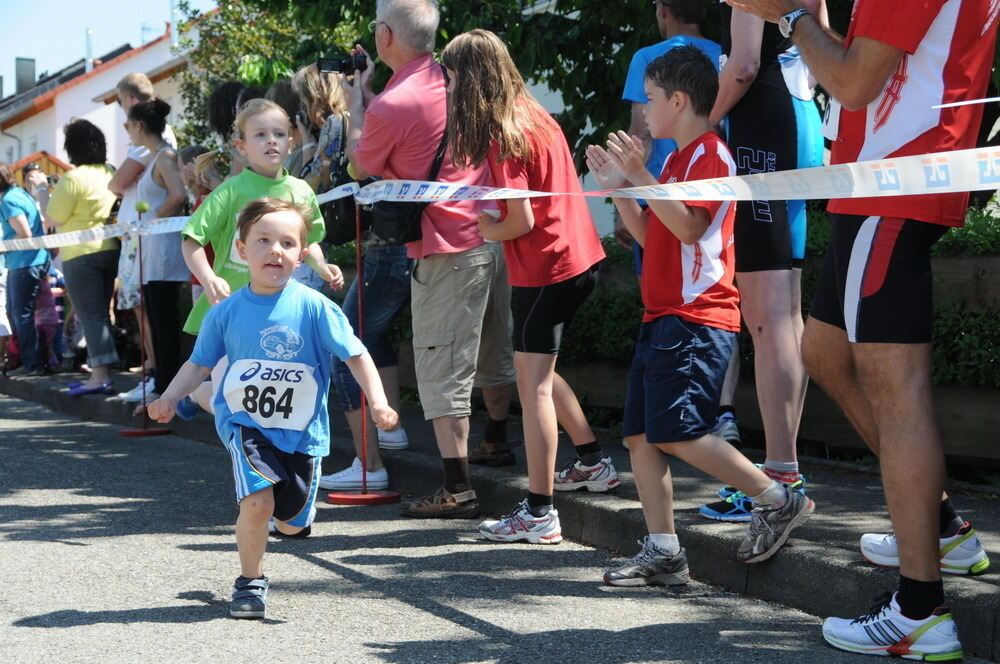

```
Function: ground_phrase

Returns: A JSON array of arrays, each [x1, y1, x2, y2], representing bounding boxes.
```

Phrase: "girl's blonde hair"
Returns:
[[440, 29, 550, 169], [292, 63, 347, 131], [233, 98, 290, 139]]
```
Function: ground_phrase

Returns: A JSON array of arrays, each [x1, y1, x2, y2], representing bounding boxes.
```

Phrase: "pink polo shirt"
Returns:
[[355, 56, 491, 259]]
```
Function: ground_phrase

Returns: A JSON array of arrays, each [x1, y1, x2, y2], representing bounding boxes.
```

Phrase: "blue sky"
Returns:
[[0, 0, 217, 100]]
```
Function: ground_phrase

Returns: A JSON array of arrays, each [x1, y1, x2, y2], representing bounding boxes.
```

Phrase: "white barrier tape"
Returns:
[[4, 147, 997, 253], [357, 147, 1000, 205], [0, 216, 191, 254], [315, 182, 360, 206]]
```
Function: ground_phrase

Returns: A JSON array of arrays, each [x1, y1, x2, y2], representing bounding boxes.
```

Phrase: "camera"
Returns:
[[316, 54, 367, 74]]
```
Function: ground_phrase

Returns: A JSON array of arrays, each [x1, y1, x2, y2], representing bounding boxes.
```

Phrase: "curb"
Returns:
[[3, 374, 998, 661]]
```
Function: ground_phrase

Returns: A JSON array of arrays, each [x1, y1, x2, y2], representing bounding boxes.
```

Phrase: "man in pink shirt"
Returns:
[[345, 0, 516, 518]]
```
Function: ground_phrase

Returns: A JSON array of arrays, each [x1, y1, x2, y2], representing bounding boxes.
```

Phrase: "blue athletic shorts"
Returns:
[[622, 315, 736, 443], [222, 425, 320, 527]]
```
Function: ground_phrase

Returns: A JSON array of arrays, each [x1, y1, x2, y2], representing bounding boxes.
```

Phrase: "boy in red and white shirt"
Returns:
[[586, 45, 815, 585]]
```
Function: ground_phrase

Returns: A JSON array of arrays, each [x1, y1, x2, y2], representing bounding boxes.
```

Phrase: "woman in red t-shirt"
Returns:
[[442, 29, 614, 545]]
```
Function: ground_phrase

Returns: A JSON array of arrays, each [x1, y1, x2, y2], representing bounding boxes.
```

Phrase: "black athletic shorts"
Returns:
[[809, 214, 947, 344], [512, 264, 600, 354]]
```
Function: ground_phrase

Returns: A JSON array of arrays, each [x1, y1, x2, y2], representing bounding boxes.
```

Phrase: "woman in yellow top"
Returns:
[[44, 119, 120, 396]]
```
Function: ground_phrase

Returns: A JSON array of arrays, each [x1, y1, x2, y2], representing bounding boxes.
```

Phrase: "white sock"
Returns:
[[648, 533, 680, 556], [750, 481, 788, 508]]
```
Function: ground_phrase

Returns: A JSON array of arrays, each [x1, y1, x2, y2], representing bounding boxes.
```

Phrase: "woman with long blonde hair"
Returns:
[[441, 29, 612, 544]]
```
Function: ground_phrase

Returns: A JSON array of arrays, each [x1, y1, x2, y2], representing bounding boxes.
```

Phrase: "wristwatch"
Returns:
[[779, 7, 810, 39]]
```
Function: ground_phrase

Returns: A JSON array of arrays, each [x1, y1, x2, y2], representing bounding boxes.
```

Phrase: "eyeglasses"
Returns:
[[368, 20, 389, 32]]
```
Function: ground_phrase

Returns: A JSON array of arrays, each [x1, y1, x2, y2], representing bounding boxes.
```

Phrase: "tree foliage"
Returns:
[[174, 0, 347, 147], [181, 0, 995, 164]]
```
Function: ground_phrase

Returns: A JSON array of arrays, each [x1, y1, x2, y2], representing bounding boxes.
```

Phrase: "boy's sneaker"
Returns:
[[377, 426, 410, 450], [860, 522, 990, 576], [118, 376, 156, 403], [175, 396, 202, 421], [700, 491, 754, 522], [822, 593, 962, 661], [479, 499, 562, 544], [318, 457, 388, 491], [468, 440, 516, 467], [553, 456, 621, 493], [402, 486, 480, 519], [718, 469, 805, 499], [604, 536, 690, 587], [717, 463, 765, 499], [736, 489, 815, 563], [711, 418, 741, 446], [230, 576, 269, 619]]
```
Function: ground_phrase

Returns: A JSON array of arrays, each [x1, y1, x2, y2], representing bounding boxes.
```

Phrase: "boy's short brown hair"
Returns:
[[237, 198, 311, 247], [645, 45, 718, 117]]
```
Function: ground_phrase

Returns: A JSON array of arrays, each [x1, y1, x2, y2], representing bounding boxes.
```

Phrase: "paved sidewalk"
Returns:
[[2, 372, 998, 661]]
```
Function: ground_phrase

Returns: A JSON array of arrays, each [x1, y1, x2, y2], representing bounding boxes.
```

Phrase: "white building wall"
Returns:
[[0, 34, 186, 168]]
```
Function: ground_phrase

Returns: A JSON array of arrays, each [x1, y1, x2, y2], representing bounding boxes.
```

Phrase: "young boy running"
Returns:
[[585, 46, 814, 585], [148, 198, 397, 618]]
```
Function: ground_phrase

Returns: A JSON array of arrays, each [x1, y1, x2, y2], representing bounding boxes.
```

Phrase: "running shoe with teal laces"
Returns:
[[700, 491, 754, 522], [718, 472, 806, 499]]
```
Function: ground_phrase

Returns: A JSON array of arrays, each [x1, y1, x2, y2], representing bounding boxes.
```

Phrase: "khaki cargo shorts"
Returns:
[[410, 243, 516, 420]]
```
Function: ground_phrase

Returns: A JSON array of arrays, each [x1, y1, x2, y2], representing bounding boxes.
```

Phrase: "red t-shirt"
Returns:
[[642, 132, 740, 332], [486, 105, 605, 287], [827, 0, 999, 226], [355, 56, 492, 259]]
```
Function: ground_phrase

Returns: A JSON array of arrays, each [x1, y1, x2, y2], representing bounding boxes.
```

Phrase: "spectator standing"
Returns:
[[0, 164, 51, 375], [728, 0, 996, 657], [44, 120, 120, 396], [123, 99, 190, 401], [108, 73, 178, 402], [696, 0, 825, 523], [441, 30, 611, 544], [586, 46, 814, 584], [344, 0, 517, 518], [289, 62, 413, 491]]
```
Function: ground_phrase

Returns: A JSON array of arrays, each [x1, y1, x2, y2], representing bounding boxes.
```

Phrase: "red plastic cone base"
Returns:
[[119, 427, 172, 437], [326, 489, 402, 505]]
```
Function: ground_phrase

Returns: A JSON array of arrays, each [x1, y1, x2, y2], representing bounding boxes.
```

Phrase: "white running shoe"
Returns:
[[318, 458, 389, 490], [860, 522, 990, 575], [553, 456, 620, 492], [117, 376, 156, 403], [377, 426, 410, 450], [822, 593, 962, 661], [479, 500, 562, 544]]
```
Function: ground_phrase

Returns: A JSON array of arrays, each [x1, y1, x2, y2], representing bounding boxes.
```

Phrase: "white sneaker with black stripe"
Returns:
[[860, 522, 990, 576], [822, 593, 963, 661]]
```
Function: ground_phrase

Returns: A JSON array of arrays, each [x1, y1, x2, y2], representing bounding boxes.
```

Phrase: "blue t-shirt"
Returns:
[[0, 187, 48, 270], [190, 279, 366, 457], [622, 36, 722, 177]]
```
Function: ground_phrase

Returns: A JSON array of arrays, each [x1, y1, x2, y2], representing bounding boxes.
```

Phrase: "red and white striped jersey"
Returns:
[[643, 132, 740, 332], [827, 0, 1000, 226]]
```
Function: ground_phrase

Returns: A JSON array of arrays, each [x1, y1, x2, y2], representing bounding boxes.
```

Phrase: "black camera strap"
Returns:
[[424, 64, 450, 185]]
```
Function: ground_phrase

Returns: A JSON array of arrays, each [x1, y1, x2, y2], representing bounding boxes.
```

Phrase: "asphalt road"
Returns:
[[0, 394, 988, 664]]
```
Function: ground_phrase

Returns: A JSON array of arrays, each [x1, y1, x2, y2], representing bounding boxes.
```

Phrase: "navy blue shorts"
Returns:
[[222, 425, 320, 527], [622, 315, 736, 443]]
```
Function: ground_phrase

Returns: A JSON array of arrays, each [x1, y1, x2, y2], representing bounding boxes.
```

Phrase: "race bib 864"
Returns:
[[222, 359, 318, 431]]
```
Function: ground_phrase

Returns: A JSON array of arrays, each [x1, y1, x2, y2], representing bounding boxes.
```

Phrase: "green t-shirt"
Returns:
[[182, 167, 324, 334]]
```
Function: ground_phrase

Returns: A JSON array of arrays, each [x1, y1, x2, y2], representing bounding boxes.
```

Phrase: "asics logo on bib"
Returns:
[[238, 361, 304, 383]]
